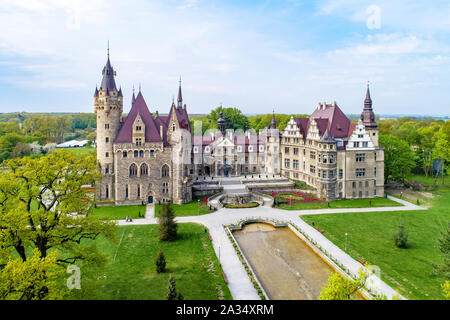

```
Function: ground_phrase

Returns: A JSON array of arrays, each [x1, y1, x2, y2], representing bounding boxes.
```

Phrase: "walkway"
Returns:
[[116, 196, 424, 300]]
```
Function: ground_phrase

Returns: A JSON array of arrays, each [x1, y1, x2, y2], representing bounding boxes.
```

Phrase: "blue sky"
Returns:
[[0, 0, 449, 115]]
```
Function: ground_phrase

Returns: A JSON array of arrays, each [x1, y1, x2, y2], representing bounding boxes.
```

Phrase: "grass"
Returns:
[[61, 145, 95, 157], [90, 205, 145, 220], [279, 197, 402, 210], [75, 223, 232, 300], [155, 200, 214, 217], [301, 187, 450, 300], [406, 173, 449, 188]]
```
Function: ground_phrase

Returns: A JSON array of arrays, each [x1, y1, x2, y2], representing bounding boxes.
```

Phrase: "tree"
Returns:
[[434, 223, 450, 279], [11, 142, 31, 159], [393, 221, 408, 248], [207, 107, 250, 131], [318, 268, 368, 300], [155, 250, 167, 273], [379, 134, 415, 182], [433, 121, 450, 185], [158, 203, 178, 241], [443, 281, 450, 300], [0, 150, 117, 299], [0, 249, 61, 300], [166, 275, 178, 300]]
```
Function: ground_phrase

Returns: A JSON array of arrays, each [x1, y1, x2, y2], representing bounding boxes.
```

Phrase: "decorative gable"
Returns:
[[346, 120, 375, 150]]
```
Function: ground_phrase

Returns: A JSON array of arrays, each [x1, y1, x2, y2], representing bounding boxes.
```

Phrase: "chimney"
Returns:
[[317, 102, 321, 110], [322, 102, 326, 110], [160, 125, 163, 139]]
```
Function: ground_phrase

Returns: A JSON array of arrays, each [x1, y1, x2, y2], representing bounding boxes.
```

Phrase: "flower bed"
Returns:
[[224, 202, 260, 209]]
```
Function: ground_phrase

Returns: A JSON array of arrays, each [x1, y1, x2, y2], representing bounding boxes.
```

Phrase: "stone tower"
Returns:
[[360, 83, 379, 146], [94, 48, 123, 201]]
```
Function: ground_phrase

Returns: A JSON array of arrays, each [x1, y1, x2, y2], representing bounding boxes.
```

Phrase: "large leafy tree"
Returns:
[[318, 269, 368, 300], [379, 134, 415, 183], [207, 106, 250, 132], [0, 150, 116, 299]]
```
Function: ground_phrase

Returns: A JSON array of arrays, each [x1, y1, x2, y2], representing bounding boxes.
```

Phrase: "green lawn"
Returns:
[[301, 188, 450, 300], [74, 223, 231, 300], [279, 197, 401, 210], [61, 146, 95, 157], [406, 174, 449, 188], [155, 200, 214, 217], [90, 205, 145, 220]]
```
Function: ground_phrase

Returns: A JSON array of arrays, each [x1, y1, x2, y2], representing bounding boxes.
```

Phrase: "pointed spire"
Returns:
[[94, 86, 99, 97], [101, 43, 117, 92], [118, 86, 123, 97], [270, 109, 277, 129], [131, 85, 136, 105], [360, 81, 377, 128], [177, 76, 183, 108], [364, 81, 372, 108]]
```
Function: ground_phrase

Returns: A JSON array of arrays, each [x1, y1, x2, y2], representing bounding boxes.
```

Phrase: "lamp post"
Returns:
[[345, 233, 348, 252]]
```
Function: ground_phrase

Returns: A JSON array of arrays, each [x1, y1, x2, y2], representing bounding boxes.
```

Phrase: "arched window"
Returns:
[[134, 150, 138, 158], [123, 151, 128, 158], [129, 164, 137, 177], [161, 164, 169, 177], [140, 163, 149, 176], [139, 150, 144, 158]]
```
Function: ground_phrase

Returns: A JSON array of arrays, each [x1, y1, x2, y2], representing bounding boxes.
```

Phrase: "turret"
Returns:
[[94, 45, 122, 176], [360, 83, 379, 146], [217, 111, 225, 137]]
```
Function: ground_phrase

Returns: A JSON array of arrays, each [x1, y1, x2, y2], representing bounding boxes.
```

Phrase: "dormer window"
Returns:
[[135, 138, 142, 146], [136, 126, 142, 131]]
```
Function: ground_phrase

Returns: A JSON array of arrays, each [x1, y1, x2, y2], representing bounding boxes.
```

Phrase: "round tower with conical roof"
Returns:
[[94, 46, 123, 200]]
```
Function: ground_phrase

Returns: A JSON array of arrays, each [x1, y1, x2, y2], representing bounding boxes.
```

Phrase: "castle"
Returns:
[[94, 53, 384, 205]]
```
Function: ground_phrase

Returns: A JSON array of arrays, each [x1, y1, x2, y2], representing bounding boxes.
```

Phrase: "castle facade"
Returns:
[[94, 53, 383, 205]]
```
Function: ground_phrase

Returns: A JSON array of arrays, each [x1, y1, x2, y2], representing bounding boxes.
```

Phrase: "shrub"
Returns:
[[393, 221, 408, 248], [155, 250, 166, 273], [166, 275, 181, 300], [158, 203, 178, 241], [274, 195, 287, 206]]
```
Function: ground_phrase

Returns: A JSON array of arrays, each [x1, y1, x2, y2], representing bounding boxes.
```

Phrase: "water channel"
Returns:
[[232, 222, 337, 300]]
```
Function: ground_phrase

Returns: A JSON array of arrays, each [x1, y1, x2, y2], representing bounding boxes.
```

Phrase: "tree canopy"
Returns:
[[0, 150, 116, 299]]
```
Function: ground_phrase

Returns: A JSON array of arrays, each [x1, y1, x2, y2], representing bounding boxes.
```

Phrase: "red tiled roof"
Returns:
[[310, 104, 350, 138], [115, 92, 163, 143]]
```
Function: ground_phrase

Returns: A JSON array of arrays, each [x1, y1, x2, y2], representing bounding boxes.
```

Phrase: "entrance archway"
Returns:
[[205, 166, 211, 176]]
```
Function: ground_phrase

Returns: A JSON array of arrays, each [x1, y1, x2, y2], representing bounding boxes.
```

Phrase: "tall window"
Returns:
[[162, 164, 169, 177], [285, 158, 290, 168], [134, 150, 138, 158], [137, 185, 140, 198], [140, 163, 149, 176], [129, 164, 137, 177], [123, 151, 128, 158], [356, 168, 366, 177], [356, 153, 365, 162], [125, 185, 129, 199], [162, 182, 169, 194], [139, 150, 144, 158]]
